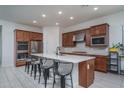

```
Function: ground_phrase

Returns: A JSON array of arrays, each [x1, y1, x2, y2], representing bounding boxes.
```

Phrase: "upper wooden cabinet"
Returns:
[[30, 32, 43, 41], [16, 29, 43, 41], [62, 23, 109, 47], [16, 30, 24, 41], [23, 31, 30, 41], [90, 23, 109, 36], [16, 30, 30, 41], [62, 32, 76, 47], [85, 29, 91, 46]]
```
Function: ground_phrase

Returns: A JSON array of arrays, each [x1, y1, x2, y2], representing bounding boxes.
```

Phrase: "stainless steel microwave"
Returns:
[[91, 36, 108, 46]]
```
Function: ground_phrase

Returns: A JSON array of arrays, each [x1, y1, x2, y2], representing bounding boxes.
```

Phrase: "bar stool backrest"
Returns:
[[41, 58, 54, 69], [57, 62, 74, 76]]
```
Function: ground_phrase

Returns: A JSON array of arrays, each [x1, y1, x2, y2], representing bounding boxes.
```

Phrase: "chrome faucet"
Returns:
[[56, 46, 61, 55]]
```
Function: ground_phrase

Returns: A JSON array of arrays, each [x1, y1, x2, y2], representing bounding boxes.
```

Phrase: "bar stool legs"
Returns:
[[43, 69, 48, 88], [61, 76, 65, 88], [70, 74, 73, 88], [30, 64, 39, 80], [27, 62, 30, 74], [25, 62, 31, 74], [34, 64, 37, 80], [38, 64, 41, 83], [25, 62, 27, 72], [30, 64, 33, 76], [43, 68, 50, 88]]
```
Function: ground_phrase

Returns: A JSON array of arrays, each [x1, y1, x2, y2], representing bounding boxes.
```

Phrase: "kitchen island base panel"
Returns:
[[79, 59, 95, 88], [65, 59, 95, 88]]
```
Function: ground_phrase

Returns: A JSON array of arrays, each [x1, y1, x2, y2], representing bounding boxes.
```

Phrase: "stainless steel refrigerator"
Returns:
[[31, 41, 43, 53]]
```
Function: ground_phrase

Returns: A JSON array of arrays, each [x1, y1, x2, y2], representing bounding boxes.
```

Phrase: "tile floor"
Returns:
[[0, 66, 124, 88]]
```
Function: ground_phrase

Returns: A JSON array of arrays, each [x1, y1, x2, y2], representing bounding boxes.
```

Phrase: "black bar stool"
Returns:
[[38, 58, 54, 88], [30, 60, 41, 80], [30, 56, 41, 80], [25, 56, 32, 74], [53, 61, 74, 88]]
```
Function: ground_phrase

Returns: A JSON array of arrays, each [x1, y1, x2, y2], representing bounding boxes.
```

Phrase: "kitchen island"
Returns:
[[31, 53, 95, 88]]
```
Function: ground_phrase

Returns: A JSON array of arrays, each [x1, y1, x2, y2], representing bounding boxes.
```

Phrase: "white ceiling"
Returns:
[[0, 5, 124, 28]]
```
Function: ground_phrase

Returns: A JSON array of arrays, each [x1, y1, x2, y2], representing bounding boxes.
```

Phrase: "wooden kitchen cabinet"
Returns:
[[16, 30, 42, 41], [16, 30, 30, 41], [79, 59, 95, 88], [16, 30, 24, 41], [62, 32, 75, 47], [62, 33, 68, 47], [15, 29, 43, 67], [23, 31, 30, 41], [85, 29, 91, 46], [95, 56, 108, 72], [90, 23, 109, 36], [30, 32, 43, 41]]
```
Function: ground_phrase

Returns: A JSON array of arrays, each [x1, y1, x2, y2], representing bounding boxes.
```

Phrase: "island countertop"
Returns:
[[31, 53, 95, 63]]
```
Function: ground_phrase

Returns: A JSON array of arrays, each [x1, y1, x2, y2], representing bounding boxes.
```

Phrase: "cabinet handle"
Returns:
[[87, 64, 90, 69]]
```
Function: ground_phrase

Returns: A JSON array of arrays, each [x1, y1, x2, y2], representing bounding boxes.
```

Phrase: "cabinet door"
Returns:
[[87, 59, 94, 87], [79, 59, 95, 88], [95, 56, 108, 72], [62, 32, 75, 47], [95, 25, 106, 35], [23, 31, 30, 41], [85, 29, 91, 46], [30, 32, 36, 40], [90, 24, 109, 36], [16, 30, 24, 41], [68, 33, 75, 47], [90, 27, 96, 36], [30, 32, 42, 41], [62, 33, 68, 47], [35, 33, 42, 40]]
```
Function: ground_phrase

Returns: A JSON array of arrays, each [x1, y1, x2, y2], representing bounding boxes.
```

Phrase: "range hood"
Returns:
[[73, 32, 85, 42]]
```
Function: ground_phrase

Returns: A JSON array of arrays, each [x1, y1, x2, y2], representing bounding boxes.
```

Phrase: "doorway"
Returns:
[[0, 25, 2, 66]]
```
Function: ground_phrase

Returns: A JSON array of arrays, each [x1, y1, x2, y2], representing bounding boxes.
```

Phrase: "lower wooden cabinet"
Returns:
[[61, 52, 108, 73], [79, 59, 95, 88], [95, 56, 108, 72], [16, 60, 26, 67]]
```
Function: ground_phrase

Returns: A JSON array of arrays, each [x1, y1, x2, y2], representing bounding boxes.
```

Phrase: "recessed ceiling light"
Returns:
[[42, 14, 46, 18], [58, 11, 62, 15], [56, 22, 59, 25], [33, 20, 37, 23], [94, 7, 98, 11], [70, 16, 74, 20]]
